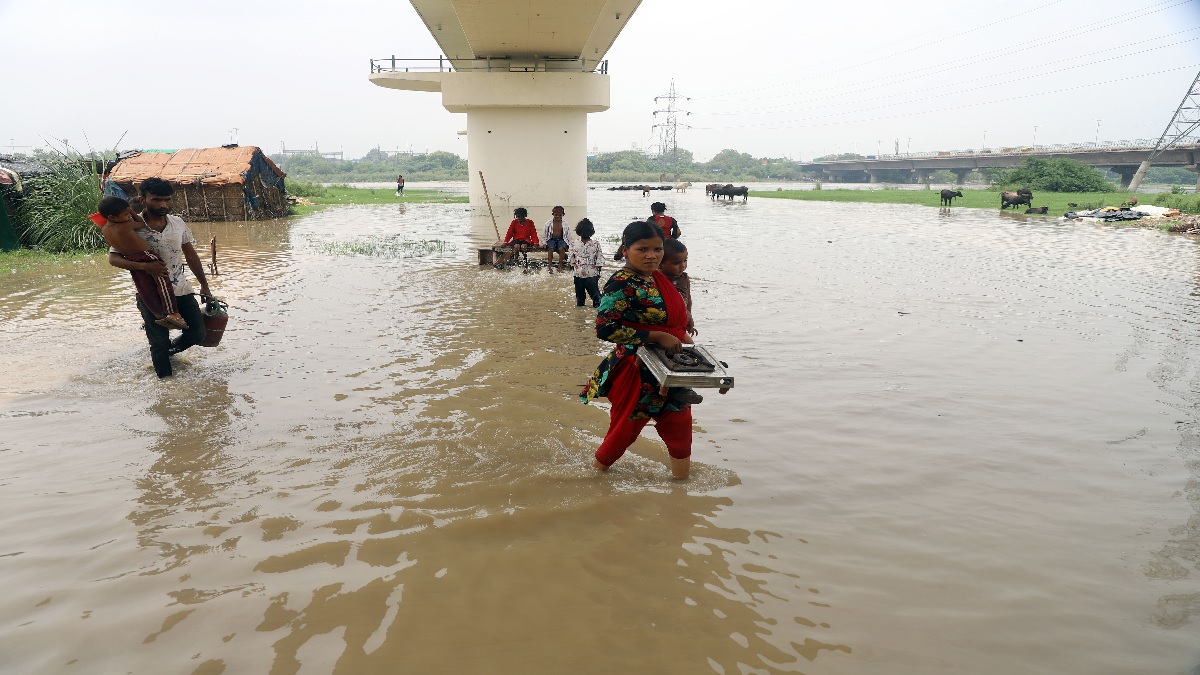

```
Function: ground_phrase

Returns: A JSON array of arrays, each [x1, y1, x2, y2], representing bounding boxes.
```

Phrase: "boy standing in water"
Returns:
[[568, 218, 603, 307], [96, 196, 188, 330], [543, 206, 571, 272]]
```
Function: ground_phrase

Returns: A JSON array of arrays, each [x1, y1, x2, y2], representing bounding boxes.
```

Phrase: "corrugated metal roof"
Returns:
[[109, 146, 285, 187]]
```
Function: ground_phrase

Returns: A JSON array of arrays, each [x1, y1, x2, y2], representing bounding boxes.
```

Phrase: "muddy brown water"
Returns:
[[2, 188, 1199, 674]]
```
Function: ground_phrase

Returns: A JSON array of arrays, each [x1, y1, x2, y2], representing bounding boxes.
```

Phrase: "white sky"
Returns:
[[2, 0, 1198, 161]]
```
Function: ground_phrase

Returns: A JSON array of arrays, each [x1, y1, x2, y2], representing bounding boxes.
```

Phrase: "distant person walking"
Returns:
[[395, 175, 405, 196]]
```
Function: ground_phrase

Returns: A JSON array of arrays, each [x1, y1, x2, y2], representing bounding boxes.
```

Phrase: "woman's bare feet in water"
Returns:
[[670, 457, 691, 480], [592, 458, 609, 472]]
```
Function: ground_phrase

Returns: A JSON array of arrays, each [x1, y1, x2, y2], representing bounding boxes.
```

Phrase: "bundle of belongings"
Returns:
[[1063, 204, 1181, 221]]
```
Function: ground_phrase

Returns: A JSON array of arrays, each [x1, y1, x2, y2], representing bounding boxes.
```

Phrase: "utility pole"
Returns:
[[651, 80, 690, 181], [1128, 70, 1200, 192]]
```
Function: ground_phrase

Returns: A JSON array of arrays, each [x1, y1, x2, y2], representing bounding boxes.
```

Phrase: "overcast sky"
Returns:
[[2, 0, 1198, 161]]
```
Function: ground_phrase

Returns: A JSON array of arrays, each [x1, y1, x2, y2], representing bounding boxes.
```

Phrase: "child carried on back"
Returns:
[[95, 195, 187, 330], [660, 237, 703, 405]]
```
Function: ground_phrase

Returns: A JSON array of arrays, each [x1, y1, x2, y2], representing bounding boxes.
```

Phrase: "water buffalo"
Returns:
[[940, 189, 963, 206], [1025, 206, 1049, 214], [713, 184, 749, 202], [706, 183, 723, 198], [1001, 191, 1032, 210]]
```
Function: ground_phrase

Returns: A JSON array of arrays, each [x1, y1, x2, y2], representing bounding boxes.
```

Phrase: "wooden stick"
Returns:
[[478, 171, 502, 241], [209, 236, 219, 276]]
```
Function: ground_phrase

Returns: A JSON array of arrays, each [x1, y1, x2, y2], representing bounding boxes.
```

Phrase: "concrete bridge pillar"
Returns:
[[1184, 164, 1200, 193], [866, 170, 881, 184], [912, 169, 930, 184], [1127, 160, 1152, 193], [952, 169, 971, 185], [1111, 165, 1141, 189]]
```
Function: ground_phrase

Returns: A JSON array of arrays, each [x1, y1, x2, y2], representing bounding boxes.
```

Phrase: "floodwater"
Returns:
[[2, 186, 1200, 674]]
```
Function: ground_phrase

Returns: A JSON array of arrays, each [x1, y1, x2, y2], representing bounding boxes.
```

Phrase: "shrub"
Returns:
[[1001, 157, 1113, 193], [18, 154, 105, 251], [1151, 193, 1200, 213], [286, 179, 327, 198]]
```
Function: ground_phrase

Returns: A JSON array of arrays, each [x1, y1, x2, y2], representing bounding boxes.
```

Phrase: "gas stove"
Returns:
[[636, 344, 734, 389]]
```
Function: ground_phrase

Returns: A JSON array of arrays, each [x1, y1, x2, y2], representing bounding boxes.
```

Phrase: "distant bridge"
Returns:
[[801, 139, 1200, 188]]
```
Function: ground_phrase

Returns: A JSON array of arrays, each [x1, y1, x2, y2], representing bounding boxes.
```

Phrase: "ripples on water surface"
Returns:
[[2, 189, 1199, 674]]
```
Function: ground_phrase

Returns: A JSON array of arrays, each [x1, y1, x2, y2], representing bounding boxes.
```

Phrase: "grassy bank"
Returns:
[[290, 186, 468, 216], [1, 249, 105, 273], [751, 188, 1145, 215]]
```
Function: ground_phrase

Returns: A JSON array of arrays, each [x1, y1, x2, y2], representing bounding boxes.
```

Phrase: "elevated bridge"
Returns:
[[803, 139, 1200, 188], [371, 1, 642, 235]]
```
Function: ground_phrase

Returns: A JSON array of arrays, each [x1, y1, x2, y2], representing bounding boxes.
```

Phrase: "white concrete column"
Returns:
[[463, 107, 589, 241], [442, 72, 609, 242]]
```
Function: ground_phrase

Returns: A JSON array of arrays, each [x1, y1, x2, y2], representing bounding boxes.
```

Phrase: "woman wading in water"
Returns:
[[581, 221, 696, 479]]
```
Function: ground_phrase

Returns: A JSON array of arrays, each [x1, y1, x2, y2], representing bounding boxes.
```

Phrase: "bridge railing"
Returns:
[[818, 138, 1200, 163], [370, 56, 608, 74]]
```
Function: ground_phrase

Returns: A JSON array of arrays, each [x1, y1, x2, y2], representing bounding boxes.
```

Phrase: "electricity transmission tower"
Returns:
[[651, 81, 690, 181], [1129, 69, 1200, 192]]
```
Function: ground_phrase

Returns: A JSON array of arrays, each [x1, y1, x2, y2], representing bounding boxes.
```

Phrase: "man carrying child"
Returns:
[[107, 177, 211, 378]]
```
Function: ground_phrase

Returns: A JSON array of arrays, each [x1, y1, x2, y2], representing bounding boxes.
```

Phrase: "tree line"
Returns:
[[272, 147, 806, 183], [273, 147, 1188, 191]]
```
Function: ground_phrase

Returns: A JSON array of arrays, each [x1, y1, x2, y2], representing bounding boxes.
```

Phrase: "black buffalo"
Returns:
[[1001, 191, 1032, 210], [712, 184, 749, 202], [940, 189, 963, 206], [1025, 206, 1049, 214]]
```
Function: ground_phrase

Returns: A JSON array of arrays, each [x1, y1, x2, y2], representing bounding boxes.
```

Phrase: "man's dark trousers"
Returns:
[[137, 294, 206, 378]]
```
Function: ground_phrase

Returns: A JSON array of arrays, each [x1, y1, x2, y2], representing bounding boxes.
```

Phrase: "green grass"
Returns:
[[290, 186, 468, 215], [308, 236, 453, 259], [0, 249, 105, 273], [752, 188, 1149, 215]]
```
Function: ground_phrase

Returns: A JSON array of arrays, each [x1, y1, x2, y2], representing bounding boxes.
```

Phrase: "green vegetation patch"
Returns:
[[308, 235, 454, 259], [752, 189, 1148, 215], [289, 186, 467, 216], [1, 248, 105, 273]]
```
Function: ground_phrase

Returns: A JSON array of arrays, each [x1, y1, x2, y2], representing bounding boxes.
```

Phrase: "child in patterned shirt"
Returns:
[[568, 218, 604, 307]]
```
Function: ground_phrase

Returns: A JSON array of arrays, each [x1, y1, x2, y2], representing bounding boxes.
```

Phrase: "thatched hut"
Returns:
[[108, 146, 287, 221]]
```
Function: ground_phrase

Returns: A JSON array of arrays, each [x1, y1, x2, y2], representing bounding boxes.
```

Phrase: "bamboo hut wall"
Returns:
[[111, 181, 286, 221]]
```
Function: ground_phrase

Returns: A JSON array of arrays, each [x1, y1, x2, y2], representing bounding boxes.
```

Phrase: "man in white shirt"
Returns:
[[107, 178, 211, 378]]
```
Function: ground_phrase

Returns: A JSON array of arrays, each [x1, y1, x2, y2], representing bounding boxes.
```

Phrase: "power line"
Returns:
[[687, 64, 1199, 132], [651, 81, 691, 179], [696, 37, 1200, 120], [699, 30, 1200, 117], [695, 0, 1190, 105]]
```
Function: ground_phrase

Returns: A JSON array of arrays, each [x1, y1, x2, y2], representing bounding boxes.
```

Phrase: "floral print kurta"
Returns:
[[580, 269, 688, 419]]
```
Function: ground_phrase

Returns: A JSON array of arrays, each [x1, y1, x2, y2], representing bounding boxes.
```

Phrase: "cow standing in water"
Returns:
[[940, 189, 963, 206]]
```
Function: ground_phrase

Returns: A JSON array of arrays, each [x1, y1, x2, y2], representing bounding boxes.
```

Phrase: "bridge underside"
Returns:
[[410, 0, 642, 63], [374, 0, 643, 239]]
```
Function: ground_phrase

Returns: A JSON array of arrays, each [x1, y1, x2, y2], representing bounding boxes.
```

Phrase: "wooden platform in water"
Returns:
[[477, 244, 550, 266]]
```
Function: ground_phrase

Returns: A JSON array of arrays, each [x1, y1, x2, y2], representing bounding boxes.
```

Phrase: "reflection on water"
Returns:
[[2, 190, 1199, 673]]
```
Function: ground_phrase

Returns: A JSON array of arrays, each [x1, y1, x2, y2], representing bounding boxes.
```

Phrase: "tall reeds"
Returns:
[[18, 153, 105, 252]]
